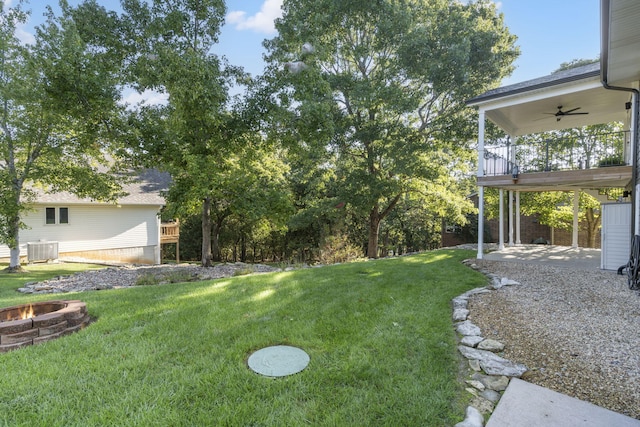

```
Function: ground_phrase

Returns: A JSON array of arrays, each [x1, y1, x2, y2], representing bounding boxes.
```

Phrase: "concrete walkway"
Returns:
[[487, 379, 640, 427], [482, 244, 602, 270]]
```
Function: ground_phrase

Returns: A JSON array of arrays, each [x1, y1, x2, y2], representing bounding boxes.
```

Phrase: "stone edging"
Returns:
[[453, 259, 528, 427]]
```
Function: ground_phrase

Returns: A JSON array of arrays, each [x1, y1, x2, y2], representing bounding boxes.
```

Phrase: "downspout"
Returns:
[[601, 0, 639, 237]]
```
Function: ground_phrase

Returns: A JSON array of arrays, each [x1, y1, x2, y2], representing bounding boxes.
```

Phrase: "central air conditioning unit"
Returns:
[[27, 241, 59, 263]]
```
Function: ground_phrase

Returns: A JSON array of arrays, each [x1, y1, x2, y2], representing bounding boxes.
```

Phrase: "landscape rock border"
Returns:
[[454, 259, 527, 427], [16, 262, 284, 294]]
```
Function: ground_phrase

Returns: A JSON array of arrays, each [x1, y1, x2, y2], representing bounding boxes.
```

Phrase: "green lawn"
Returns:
[[0, 250, 486, 426]]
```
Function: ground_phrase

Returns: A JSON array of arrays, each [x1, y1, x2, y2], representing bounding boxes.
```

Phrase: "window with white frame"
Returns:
[[45, 207, 69, 225]]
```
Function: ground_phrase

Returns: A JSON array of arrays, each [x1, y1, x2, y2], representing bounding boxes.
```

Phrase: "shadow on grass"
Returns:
[[0, 250, 487, 426]]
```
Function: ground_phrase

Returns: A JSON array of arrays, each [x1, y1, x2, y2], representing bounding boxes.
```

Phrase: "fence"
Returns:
[[482, 131, 628, 176]]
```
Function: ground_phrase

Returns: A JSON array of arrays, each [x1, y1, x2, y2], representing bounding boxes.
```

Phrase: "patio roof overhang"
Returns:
[[602, 0, 640, 87], [467, 63, 632, 137]]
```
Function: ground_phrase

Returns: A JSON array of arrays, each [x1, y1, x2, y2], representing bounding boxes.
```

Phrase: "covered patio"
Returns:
[[467, 61, 636, 269], [466, 0, 640, 272]]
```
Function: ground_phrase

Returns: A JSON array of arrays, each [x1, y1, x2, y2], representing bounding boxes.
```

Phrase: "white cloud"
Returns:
[[226, 0, 283, 34], [120, 89, 169, 109], [16, 25, 35, 45], [2, 0, 35, 44]]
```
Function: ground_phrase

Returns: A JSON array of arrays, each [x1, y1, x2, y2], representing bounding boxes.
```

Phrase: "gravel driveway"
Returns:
[[468, 259, 640, 420]]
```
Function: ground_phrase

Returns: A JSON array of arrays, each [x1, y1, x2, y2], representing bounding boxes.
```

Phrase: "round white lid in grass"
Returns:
[[248, 345, 310, 377]]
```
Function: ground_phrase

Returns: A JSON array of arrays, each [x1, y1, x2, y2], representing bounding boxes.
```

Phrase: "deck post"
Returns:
[[508, 190, 514, 246], [477, 110, 485, 259], [498, 189, 505, 250], [515, 191, 521, 244], [572, 190, 580, 248]]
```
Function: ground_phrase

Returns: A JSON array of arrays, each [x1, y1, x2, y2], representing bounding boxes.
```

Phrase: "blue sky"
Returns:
[[10, 0, 601, 90], [220, 0, 601, 86]]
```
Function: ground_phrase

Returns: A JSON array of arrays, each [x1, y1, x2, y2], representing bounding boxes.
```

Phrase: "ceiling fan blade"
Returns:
[[565, 112, 589, 116], [563, 107, 581, 114]]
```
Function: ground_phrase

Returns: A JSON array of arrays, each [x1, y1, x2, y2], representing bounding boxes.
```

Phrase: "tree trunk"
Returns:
[[8, 214, 22, 271], [201, 197, 213, 267], [367, 194, 402, 259], [7, 189, 23, 272], [212, 216, 223, 262], [367, 208, 381, 258], [585, 208, 600, 248]]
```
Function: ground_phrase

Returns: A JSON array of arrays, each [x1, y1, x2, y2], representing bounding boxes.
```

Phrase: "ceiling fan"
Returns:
[[544, 105, 589, 121]]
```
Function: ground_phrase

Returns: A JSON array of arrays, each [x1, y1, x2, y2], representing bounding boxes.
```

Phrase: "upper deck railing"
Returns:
[[482, 131, 629, 177]]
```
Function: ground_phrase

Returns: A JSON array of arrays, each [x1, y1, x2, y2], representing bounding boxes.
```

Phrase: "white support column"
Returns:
[[572, 190, 580, 248], [508, 190, 514, 246], [155, 210, 162, 264], [499, 189, 505, 250], [477, 187, 485, 259], [477, 110, 486, 259], [515, 191, 521, 245]]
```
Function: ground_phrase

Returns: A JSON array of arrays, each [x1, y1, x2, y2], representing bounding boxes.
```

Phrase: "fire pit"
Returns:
[[0, 300, 91, 352]]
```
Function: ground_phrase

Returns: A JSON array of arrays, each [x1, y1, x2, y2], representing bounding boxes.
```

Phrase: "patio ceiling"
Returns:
[[467, 64, 632, 137]]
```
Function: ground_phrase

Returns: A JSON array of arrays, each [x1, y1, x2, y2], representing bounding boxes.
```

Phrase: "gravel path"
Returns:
[[468, 259, 640, 420], [18, 263, 281, 294]]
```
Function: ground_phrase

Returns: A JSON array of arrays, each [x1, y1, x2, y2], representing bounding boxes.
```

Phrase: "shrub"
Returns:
[[233, 267, 255, 277], [318, 233, 363, 264], [135, 273, 159, 286], [164, 270, 193, 283]]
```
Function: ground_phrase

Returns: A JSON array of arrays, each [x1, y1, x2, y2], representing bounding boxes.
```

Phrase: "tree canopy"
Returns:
[[0, 0, 125, 270], [264, 0, 519, 257]]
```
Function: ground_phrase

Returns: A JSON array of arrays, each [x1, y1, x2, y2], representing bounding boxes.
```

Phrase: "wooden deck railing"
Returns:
[[161, 221, 180, 263], [161, 221, 180, 244]]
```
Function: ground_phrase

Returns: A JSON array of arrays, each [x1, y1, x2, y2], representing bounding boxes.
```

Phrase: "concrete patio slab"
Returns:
[[483, 245, 602, 270], [486, 378, 640, 427]]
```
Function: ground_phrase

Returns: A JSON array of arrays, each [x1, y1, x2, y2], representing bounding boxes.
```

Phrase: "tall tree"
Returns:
[[117, 0, 236, 267], [265, 0, 518, 257], [0, 1, 125, 271]]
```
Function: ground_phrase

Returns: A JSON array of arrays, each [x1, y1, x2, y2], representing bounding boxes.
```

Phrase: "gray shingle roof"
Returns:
[[467, 62, 600, 106], [32, 169, 170, 206]]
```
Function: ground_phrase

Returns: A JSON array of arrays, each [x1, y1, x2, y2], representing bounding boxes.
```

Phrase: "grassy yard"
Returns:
[[0, 250, 486, 426]]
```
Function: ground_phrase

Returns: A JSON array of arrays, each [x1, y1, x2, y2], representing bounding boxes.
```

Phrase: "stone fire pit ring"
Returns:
[[0, 300, 91, 352]]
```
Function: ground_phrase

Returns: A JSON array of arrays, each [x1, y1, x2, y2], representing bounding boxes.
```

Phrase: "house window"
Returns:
[[59, 207, 69, 224], [45, 208, 56, 225], [45, 207, 69, 225]]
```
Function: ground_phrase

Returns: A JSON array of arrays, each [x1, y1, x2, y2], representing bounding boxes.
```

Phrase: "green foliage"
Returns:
[[164, 269, 193, 283], [0, 1, 127, 268], [318, 232, 364, 264], [264, 0, 518, 257], [553, 57, 599, 73], [134, 273, 159, 286]]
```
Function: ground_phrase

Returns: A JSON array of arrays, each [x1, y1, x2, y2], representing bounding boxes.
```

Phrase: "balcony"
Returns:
[[161, 221, 180, 244], [478, 131, 633, 190]]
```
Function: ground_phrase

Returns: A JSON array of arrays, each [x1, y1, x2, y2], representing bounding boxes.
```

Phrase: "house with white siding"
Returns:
[[0, 169, 170, 265]]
